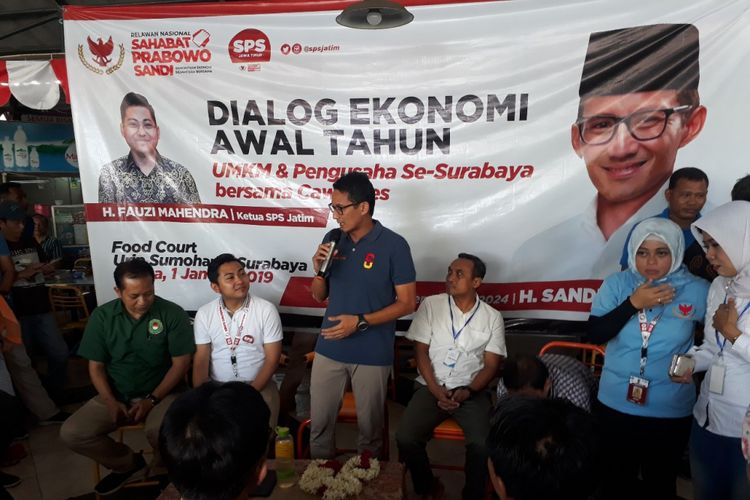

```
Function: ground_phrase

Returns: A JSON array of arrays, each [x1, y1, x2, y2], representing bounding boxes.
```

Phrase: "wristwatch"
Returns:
[[145, 393, 160, 406], [357, 314, 369, 332]]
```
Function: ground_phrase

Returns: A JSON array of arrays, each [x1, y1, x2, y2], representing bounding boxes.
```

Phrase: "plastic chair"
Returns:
[[73, 257, 92, 272], [429, 418, 496, 498], [92, 423, 158, 500], [48, 284, 90, 332], [280, 351, 316, 368], [430, 418, 466, 471], [538, 341, 606, 378], [296, 391, 390, 460]]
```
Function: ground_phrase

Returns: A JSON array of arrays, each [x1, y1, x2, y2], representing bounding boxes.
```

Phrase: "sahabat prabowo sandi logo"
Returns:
[[78, 35, 125, 75], [192, 29, 210, 48]]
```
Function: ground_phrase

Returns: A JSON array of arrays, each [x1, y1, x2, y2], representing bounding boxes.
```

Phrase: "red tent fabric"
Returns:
[[0, 62, 11, 107], [0, 58, 68, 109], [50, 58, 70, 104]]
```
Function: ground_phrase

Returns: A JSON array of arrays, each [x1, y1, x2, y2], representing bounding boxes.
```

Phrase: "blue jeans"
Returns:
[[690, 419, 750, 500], [19, 313, 69, 393]]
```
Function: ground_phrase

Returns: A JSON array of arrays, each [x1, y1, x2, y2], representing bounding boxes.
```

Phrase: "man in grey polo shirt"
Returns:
[[310, 172, 416, 459]]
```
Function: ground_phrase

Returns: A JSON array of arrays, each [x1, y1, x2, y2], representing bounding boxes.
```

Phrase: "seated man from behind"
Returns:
[[60, 258, 195, 497], [192, 253, 282, 427], [487, 396, 600, 500], [732, 174, 750, 202], [396, 253, 506, 500], [497, 353, 598, 412], [159, 382, 270, 500]]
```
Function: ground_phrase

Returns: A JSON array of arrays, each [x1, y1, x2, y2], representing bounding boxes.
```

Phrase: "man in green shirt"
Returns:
[[60, 258, 195, 496]]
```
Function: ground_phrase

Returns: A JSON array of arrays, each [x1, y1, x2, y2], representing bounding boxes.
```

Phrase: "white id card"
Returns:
[[709, 362, 726, 395], [443, 347, 460, 368]]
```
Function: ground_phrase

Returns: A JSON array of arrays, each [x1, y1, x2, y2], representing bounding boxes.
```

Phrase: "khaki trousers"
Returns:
[[3, 343, 58, 420], [60, 394, 177, 472], [309, 353, 390, 459], [259, 381, 280, 430]]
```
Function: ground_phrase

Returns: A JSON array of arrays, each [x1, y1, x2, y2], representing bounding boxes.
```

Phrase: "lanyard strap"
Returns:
[[218, 298, 250, 355], [448, 296, 479, 342], [715, 296, 750, 354], [637, 308, 664, 377]]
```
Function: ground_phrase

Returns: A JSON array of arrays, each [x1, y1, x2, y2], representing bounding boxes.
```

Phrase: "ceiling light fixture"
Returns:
[[336, 0, 414, 30]]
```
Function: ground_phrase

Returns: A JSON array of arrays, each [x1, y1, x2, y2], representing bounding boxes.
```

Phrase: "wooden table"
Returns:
[[157, 460, 405, 500], [45, 269, 95, 287]]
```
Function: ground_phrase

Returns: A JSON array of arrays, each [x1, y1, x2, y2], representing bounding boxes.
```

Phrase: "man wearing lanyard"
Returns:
[[310, 171, 416, 460], [396, 254, 506, 500], [193, 253, 282, 427], [60, 258, 194, 497]]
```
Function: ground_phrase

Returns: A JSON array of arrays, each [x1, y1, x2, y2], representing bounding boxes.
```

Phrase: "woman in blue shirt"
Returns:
[[588, 218, 709, 500]]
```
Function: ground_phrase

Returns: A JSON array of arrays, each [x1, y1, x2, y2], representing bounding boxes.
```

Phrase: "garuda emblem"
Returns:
[[77, 35, 125, 75]]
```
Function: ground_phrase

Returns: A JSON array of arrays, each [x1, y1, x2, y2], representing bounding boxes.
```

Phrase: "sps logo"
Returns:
[[363, 253, 375, 270], [228, 29, 271, 63]]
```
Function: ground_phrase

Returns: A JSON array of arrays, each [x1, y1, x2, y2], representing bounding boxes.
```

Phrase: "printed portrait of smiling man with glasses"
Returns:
[[511, 24, 706, 283], [98, 92, 201, 204]]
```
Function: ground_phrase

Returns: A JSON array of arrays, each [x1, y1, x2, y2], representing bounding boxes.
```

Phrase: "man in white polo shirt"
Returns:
[[396, 253, 506, 500], [193, 253, 282, 427]]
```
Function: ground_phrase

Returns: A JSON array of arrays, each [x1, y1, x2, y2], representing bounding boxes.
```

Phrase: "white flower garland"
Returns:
[[299, 460, 335, 494], [299, 454, 381, 499], [319, 473, 362, 500], [342, 454, 380, 481]]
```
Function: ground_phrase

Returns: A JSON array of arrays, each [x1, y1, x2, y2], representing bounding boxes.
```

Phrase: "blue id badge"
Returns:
[[443, 347, 460, 368]]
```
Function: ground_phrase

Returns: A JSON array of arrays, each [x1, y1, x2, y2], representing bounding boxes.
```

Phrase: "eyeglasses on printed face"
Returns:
[[328, 202, 361, 215], [124, 122, 157, 136], [576, 105, 693, 145]]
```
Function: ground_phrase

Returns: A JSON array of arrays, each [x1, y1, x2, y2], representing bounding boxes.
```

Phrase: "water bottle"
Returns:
[[2, 137, 13, 167], [275, 426, 296, 488], [13, 126, 27, 167], [29, 147, 39, 169]]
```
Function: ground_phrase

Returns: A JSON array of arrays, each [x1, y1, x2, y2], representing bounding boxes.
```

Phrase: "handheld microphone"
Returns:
[[317, 229, 342, 277]]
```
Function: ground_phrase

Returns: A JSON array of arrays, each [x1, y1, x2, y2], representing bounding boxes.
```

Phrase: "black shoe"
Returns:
[[11, 431, 28, 442], [38, 411, 71, 426], [93, 453, 148, 496], [0, 472, 21, 488]]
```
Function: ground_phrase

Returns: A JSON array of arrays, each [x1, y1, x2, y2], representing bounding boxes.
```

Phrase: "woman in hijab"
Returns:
[[686, 201, 750, 500], [587, 217, 710, 500]]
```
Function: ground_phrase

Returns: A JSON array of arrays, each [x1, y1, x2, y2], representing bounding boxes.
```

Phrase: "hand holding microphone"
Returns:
[[313, 229, 342, 277]]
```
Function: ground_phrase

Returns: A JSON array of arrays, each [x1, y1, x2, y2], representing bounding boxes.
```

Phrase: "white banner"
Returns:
[[63, 0, 750, 320]]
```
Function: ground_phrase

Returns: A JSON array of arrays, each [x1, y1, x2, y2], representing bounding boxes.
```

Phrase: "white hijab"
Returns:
[[627, 217, 685, 278], [692, 201, 750, 297]]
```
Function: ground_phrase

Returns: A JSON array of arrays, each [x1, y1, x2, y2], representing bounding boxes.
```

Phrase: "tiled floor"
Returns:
[[3, 398, 694, 500], [1, 361, 694, 500], [5, 400, 454, 500]]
